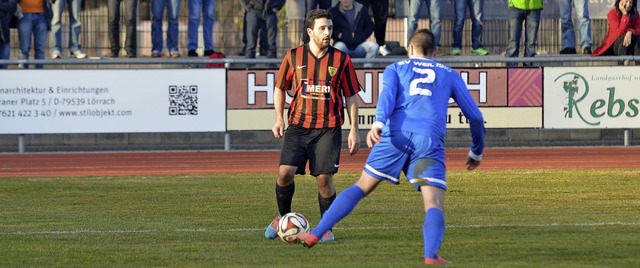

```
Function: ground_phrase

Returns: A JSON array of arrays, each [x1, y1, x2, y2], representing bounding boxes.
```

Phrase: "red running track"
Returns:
[[0, 147, 639, 178]]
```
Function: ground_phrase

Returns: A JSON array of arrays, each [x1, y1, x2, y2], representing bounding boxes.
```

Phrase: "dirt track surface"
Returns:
[[1, 147, 639, 178]]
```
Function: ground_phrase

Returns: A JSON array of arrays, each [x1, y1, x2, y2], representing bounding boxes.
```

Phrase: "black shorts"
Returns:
[[279, 125, 342, 176]]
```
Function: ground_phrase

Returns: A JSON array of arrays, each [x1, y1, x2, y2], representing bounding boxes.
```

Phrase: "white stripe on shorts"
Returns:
[[365, 164, 398, 183], [409, 177, 447, 188]]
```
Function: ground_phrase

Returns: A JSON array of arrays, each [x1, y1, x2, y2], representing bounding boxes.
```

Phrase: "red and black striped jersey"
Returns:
[[275, 44, 361, 129]]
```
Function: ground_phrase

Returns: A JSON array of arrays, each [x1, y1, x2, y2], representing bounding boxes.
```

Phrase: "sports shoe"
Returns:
[[170, 52, 180, 58], [296, 232, 319, 248], [425, 255, 449, 265], [188, 50, 198, 57], [264, 216, 280, 239], [435, 48, 445, 56], [51, 50, 61, 59], [318, 230, 334, 243], [559, 47, 577, 54], [151, 52, 163, 58], [72, 50, 87, 59], [471, 47, 489, 56], [378, 45, 390, 56], [451, 48, 462, 56], [583, 47, 592, 54], [204, 50, 215, 57]]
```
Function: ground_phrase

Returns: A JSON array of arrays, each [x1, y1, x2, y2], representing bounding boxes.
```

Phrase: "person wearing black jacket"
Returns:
[[0, 0, 18, 68], [241, 0, 285, 59], [329, 0, 378, 62]]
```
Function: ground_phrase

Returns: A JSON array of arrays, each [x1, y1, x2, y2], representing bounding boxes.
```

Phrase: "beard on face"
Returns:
[[312, 33, 330, 49]]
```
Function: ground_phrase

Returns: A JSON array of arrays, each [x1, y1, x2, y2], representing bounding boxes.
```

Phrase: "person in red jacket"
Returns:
[[592, 0, 640, 56]]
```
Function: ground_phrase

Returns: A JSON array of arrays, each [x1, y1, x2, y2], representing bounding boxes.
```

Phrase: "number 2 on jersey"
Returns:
[[409, 67, 436, 96]]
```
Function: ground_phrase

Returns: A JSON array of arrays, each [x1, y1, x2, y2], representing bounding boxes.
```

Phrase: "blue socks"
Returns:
[[311, 185, 365, 238], [423, 208, 445, 259]]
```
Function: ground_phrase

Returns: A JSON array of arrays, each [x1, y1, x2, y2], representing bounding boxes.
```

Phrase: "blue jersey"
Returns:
[[376, 57, 485, 157]]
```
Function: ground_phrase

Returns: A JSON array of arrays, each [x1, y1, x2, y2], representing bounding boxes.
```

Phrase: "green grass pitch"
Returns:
[[1, 169, 639, 267]]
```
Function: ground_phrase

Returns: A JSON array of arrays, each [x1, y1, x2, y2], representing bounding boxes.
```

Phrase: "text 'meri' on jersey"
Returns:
[[378, 57, 485, 155], [275, 44, 361, 129]]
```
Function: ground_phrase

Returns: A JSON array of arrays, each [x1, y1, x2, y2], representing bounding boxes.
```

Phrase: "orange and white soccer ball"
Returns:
[[277, 212, 310, 244]]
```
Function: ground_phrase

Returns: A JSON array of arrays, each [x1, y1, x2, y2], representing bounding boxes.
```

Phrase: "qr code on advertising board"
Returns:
[[169, 85, 198, 115]]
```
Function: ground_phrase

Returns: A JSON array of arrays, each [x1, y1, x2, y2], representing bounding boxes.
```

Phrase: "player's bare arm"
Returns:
[[345, 95, 360, 155], [272, 86, 286, 138]]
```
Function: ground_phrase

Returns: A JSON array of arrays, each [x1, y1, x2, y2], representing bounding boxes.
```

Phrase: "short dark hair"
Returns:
[[409, 29, 436, 56], [305, 9, 332, 30]]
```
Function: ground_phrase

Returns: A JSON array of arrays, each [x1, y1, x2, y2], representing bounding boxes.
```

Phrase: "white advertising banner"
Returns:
[[0, 69, 226, 134], [544, 67, 640, 129]]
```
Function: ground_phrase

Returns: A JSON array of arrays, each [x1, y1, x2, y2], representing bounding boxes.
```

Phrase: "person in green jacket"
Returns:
[[505, 0, 543, 67]]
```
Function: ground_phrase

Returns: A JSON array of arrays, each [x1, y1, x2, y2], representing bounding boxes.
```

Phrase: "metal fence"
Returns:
[[3, 1, 613, 62]]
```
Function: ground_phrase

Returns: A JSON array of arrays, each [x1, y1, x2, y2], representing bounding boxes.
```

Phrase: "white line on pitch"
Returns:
[[4, 221, 638, 235]]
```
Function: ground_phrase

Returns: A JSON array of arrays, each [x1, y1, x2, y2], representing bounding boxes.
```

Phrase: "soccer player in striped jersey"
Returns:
[[297, 29, 485, 265], [264, 9, 362, 242]]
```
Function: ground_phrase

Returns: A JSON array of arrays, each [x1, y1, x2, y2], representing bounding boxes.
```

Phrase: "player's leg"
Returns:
[[265, 126, 309, 239], [420, 185, 448, 265], [299, 172, 381, 247], [309, 127, 341, 241], [300, 130, 406, 247]]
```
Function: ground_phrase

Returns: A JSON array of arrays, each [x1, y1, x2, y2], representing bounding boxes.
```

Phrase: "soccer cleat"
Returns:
[[471, 47, 489, 56], [318, 230, 334, 243], [378, 45, 390, 56], [264, 216, 280, 239], [451, 48, 462, 56], [296, 232, 319, 248], [425, 255, 449, 265]]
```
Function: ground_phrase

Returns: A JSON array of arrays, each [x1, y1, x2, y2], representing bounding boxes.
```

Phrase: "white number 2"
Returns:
[[409, 67, 436, 96]]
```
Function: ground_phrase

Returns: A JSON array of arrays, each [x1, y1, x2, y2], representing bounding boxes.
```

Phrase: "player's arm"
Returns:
[[273, 86, 286, 138], [272, 51, 293, 138], [345, 94, 360, 155], [452, 76, 485, 170], [368, 66, 398, 148]]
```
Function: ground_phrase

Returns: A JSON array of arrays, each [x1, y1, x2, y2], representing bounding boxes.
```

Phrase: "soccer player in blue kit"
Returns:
[[297, 28, 485, 265]]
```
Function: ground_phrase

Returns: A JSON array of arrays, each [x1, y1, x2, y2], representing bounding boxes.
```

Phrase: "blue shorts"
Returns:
[[364, 130, 447, 190]]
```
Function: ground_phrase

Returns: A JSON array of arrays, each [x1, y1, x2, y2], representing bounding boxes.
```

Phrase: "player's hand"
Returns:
[[272, 121, 284, 138], [348, 130, 360, 156], [466, 157, 480, 171], [366, 127, 381, 148]]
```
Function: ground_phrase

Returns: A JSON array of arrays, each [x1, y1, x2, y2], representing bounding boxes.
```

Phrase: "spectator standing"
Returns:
[[452, 0, 488, 56], [108, 0, 138, 58], [505, 0, 543, 67], [329, 0, 379, 63], [355, 0, 390, 56], [557, 0, 592, 54], [592, 0, 640, 57], [408, 0, 442, 55], [238, 9, 268, 56], [187, 0, 216, 57], [18, 0, 52, 68], [150, 0, 181, 58], [241, 0, 285, 59], [0, 0, 18, 68], [50, 0, 86, 59]]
